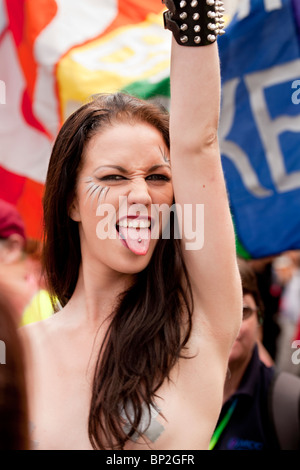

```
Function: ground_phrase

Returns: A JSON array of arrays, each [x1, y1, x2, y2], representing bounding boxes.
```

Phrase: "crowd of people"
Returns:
[[1, 1, 300, 451]]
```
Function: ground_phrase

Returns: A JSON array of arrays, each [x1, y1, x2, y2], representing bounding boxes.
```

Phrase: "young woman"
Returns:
[[23, 2, 242, 450]]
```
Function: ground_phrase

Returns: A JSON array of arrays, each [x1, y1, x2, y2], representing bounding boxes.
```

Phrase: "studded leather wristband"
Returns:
[[162, 0, 225, 46]]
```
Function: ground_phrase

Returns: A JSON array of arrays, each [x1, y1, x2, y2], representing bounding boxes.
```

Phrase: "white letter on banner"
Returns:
[[238, 0, 282, 21], [264, 0, 282, 12], [245, 59, 300, 193], [237, 0, 251, 20], [219, 78, 272, 197]]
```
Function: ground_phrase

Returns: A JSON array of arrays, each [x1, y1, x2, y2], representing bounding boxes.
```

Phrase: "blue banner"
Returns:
[[218, 0, 300, 258]]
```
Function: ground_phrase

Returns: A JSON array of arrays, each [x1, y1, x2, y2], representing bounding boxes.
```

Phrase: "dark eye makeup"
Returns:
[[98, 174, 171, 182]]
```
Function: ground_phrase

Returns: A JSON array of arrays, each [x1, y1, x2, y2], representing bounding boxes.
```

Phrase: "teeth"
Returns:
[[118, 219, 151, 229], [118, 220, 128, 228]]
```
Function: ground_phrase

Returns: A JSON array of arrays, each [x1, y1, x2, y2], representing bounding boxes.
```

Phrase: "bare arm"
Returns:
[[169, 38, 242, 350]]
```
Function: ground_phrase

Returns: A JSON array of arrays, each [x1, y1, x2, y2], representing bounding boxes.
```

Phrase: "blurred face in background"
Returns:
[[0, 237, 39, 322], [228, 293, 260, 369]]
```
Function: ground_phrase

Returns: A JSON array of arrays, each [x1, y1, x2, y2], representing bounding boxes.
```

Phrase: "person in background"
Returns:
[[249, 257, 281, 362], [0, 199, 53, 326], [294, 319, 300, 342], [0, 292, 29, 449], [210, 257, 300, 450], [273, 251, 300, 376]]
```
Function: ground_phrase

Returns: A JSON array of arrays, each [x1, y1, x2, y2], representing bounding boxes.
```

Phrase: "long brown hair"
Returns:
[[0, 295, 29, 450], [43, 93, 193, 449]]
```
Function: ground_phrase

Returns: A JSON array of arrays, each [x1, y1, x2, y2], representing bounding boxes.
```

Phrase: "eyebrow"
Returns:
[[94, 165, 129, 174], [94, 164, 171, 173]]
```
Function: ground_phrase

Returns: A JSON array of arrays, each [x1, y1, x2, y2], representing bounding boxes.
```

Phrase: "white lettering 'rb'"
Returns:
[[219, 78, 272, 198], [264, 0, 282, 12], [237, 0, 282, 20], [245, 60, 300, 193]]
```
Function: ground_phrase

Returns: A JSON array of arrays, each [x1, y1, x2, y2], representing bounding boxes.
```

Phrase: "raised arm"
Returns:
[[165, 1, 242, 351]]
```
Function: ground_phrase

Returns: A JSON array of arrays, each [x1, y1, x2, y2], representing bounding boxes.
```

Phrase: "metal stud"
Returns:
[[207, 34, 216, 42], [194, 36, 201, 44], [180, 0, 187, 7], [206, 0, 215, 5], [194, 25, 201, 33], [180, 23, 188, 31], [180, 12, 188, 20], [218, 29, 226, 35], [193, 13, 200, 20], [207, 11, 217, 18], [180, 35, 189, 43], [216, 6, 225, 12], [191, 0, 198, 7], [208, 23, 217, 30], [138, 238, 142, 244]]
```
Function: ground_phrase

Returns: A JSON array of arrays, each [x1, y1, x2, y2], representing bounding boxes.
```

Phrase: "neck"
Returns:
[[64, 260, 136, 328]]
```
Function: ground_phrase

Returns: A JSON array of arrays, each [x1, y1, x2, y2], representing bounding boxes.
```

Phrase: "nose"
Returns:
[[126, 178, 152, 207]]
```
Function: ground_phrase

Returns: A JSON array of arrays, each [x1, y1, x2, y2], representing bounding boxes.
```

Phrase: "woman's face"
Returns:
[[228, 293, 260, 368], [70, 121, 173, 275]]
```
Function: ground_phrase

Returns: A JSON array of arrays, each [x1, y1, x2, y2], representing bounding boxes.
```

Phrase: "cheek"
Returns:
[[150, 182, 174, 202], [238, 321, 259, 346]]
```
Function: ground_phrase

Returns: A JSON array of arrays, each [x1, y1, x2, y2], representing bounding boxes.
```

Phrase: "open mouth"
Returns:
[[116, 216, 153, 256]]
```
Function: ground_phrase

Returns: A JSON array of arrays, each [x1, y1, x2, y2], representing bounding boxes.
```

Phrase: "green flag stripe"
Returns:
[[122, 77, 170, 100]]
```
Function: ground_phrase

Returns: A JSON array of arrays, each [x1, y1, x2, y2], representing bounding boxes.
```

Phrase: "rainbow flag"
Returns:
[[0, 0, 171, 239], [1, 0, 300, 259]]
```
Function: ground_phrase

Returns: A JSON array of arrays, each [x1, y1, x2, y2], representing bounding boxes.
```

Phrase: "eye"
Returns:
[[242, 306, 257, 321], [99, 175, 127, 181], [146, 174, 171, 182]]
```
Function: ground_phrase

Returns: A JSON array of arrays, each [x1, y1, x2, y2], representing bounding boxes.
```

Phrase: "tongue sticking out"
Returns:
[[118, 226, 151, 256]]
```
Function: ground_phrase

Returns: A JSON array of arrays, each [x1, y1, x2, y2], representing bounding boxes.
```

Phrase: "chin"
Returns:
[[229, 341, 243, 363], [103, 244, 151, 274], [115, 253, 153, 275], [113, 237, 158, 274]]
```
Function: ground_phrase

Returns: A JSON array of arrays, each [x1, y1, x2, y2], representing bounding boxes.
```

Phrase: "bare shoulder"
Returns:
[[18, 314, 64, 373], [19, 315, 58, 347]]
